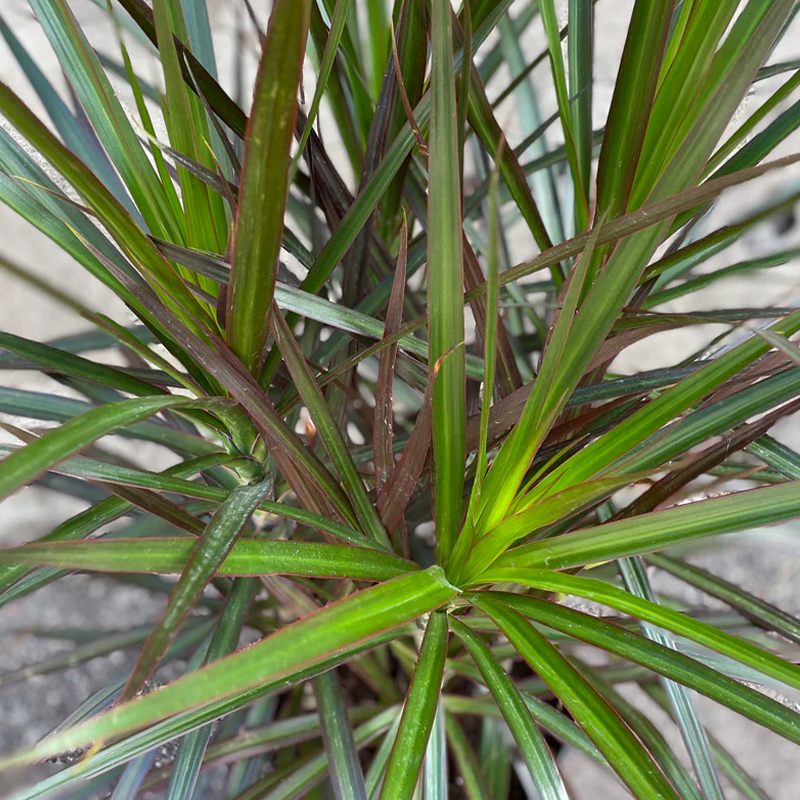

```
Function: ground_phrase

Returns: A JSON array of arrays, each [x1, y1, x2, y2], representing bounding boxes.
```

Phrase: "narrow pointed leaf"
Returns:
[[314, 669, 369, 800], [538, 0, 587, 227], [0, 80, 214, 333], [470, 595, 683, 800], [0, 539, 415, 581], [374, 221, 408, 494], [376, 359, 437, 535], [0, 396, 192, 501], [28, 0, 180, 239], [0, 332, 165, 398], [292, 0, 354, 176], [472, 217, 605, 539], [493, 482, 800, 571], [428, 0, 466, 562], [444, 712, 493, 800], [462, 474, 638, 581], [450, 616, 568, 800], [121, 475, 273, 699], [165, 577, 253, 800], [0, 444, 375, 548], [1, 567, 456, 767], [226, 0, 311, 374], [618, 557, 725, 800], [753, 329, 800, 368], [380, 612, 449, 800], [568, 0, 593, 214], [492, 591, 800, 746], [270, 305, 389, 547], [646, 553, 800, 647], [424, 705, 447, 800], [152, 0, 225, 260], [594, 0, 672, 218], [114, 0, 247, 136]]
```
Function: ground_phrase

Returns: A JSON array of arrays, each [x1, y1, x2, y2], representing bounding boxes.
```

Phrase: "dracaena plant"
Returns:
[[2, 0, 800, 797]]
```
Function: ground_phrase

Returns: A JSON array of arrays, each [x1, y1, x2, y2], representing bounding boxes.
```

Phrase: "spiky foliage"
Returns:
[[1, 1, 800, 798]]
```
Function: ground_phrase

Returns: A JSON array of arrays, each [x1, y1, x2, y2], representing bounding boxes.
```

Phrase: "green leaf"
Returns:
[[0, 396, 194, 502], [629, 0, 740, 208], [0, 619, 210, 687], [0, 81, 214, 335], [450, 616, 568, 800], [568, 0, 593, 217], [618, 557, 726, 800], [313, 669, 368, 800], [120, 475, 273, 699], [470, 216, 605, 540], [496, 13, 564, 246], [424, 704, 447, 800], [492, 481, 800, 571], [479, 565, 800, 692], [573, 660, 703, 800], [308, 1, 363, 174], [753, 328, 800, 367], [226, 0, 311, 374], [270, 306, 389, 547], [472, 156, 501, 505], [108, 750, 157, 800], [28, 0, 183, 241], [644, 247, 800, 308], [594, 0, 672, 219], [9, 652, 399, 800], [0, 539, 416, 582], [258, 4, 512, 391], [365, 715, 402, 799], [444, 712, 493, 800], [292, 0, 353, 179], [96, 258, 362, 526], [461, 474, 636, 582], [644, 683, 775, 800], [483, 151, 800, 301], [0, 126, 144, 293], [493, 591, 800, 746], [646, 553, 800, 647], [380, 611, 448, 800], [179, 0, 217, 77], [0, 332, 165, 398], [470, 595, 683, 800], [377, 0, 427, 239], [0, 443, 376, 549], [465, 63, 555, 264], [150, 237, 488, 375], [1, 566, 456, 767], [708, 67, 800, 173], [114, 0, 247, 137], [539, 321, 800, 498], [0, 10, 131, 213], [643, 0, 794, 209], [0, 388, 216, 457], [478, 718, 511, 800], [748, 435, 800, 480], [0, 453, 229, 600], [538, 0, 587, 228], [165, 577, 252, 800], [428, 0, 466, 563], [259, 709, 398, 800], [152, 0, 225, 261]]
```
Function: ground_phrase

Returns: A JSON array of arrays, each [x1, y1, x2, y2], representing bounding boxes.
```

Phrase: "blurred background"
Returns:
[[1, 1, 800, 796]]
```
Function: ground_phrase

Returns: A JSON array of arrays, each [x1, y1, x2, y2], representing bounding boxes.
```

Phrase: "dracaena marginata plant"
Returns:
[[2, 0, 800, 797]]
